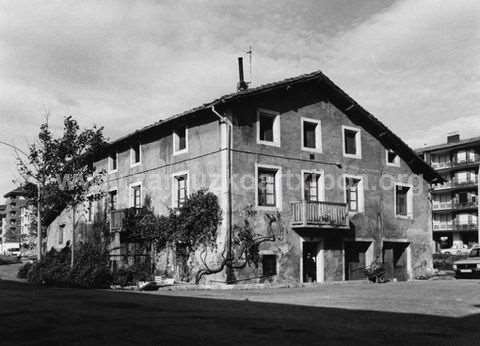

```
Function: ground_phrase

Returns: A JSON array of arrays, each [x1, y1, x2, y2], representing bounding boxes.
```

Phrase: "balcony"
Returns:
[[452, 158, 480, 169], [431, 161, 451, 170], [455, 223, 478, 232], [433, 223, 454, 231], [452, 178, 478, 188], [432, 201, 453, 210], [432, 181, 452, 191], [110, 208, 142, 232], [290, 201, 349, 229], [453, 200, 478, 210]]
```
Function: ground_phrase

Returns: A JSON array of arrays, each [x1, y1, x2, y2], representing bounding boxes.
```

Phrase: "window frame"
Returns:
[[301, 117, 322, 153], [301, 169, 325, 202], [108, 189, 118, 211], [172, 171, 189, 208], [342, 125, 362, 159], [255, 163, 282, 210], [343, 174, 365, 213], [386, 149, 400, 167], [256, 108, 281, 147], [173, 126, 189, 156], [130, 143, 142, 167], [394, 182, 413, 219], [129, 182, 142, 208], [108, 152, 118, 173]]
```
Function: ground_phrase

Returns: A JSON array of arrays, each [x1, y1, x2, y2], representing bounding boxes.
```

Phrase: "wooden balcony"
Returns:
[[290, 201, 349, 229]]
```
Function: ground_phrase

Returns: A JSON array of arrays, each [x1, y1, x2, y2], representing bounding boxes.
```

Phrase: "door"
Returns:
[[303, 242, 318, 282], [345, 241, 370, 280]]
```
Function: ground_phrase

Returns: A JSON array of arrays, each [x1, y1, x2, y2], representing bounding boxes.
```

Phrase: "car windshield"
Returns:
[[469, 248, 480, 257]]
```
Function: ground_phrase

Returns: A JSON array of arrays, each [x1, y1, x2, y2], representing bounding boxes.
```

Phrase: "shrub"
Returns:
[[26, 243, 112, 289], [112, 262, 152, 286], [433, 253, 468, 270], [17, 262, 34, 279]]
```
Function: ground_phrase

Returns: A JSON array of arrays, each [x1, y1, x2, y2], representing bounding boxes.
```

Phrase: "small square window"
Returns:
[[262, 254, 277, 276], [302, 118, 322, 152], [174, 126, 188, 154], [343, 126, 361, 158], [386, 150, 400, 167], [257, 110, 280, 146], [131, 143, 141, 165]]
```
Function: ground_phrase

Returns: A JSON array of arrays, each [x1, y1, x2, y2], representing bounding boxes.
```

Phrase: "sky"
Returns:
[[0, 0, 479, 198]]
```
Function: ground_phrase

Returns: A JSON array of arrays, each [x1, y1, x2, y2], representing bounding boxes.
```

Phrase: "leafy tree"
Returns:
[[17, 115, 107, 263]]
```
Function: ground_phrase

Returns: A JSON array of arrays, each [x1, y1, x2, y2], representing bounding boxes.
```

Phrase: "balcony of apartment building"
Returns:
[[451, 156, 480, 170], [432, 200, 453, 211], [433, 222, 454, 232], [432, 180, 452, 191], [452, 176, 478, 189], [454, 221, 478, 232], [110, 208, 143, 234], [431, 160, 452, 170], [290, 201, 349, 229], [452, 198, 478, 211]]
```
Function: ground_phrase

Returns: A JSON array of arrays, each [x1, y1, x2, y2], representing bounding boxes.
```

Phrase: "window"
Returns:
[[395, 184, 413, 218], [342, 126, 361, 158], [173, 126, 188, 155], [345, 177, 360, 212], [386, 150, 400, 167], [258, 168, 277, 207], [173, 173, 188, 208], [262, 255, 277, 276], [257, 109, 280, 146], [301, 118, 322, 152], [58, 225, 64, 245], [109, 190, 118, 211], [109, 153, 118, 172], [303, 172, 323, 202], [87, 198, 93, 222], [131, 184, 142, 208], [130, 143, 141, 166]]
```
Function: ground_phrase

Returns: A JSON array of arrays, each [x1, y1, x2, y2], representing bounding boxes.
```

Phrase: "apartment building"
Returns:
[[0, 204, 6, 248], [3, 187, 29, 245], [416, 134, 480, 251], [46, 67, 439, 283]]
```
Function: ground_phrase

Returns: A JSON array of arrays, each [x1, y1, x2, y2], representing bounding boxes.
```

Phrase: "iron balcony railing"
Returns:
[[454, 223, 478, 232], [291, 201, 349, 228], [453, 200, 478, 210], [432, 181, 452, 190]]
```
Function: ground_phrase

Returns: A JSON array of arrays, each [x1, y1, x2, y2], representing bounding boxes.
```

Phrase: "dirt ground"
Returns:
[[1, 266, 479, 346]]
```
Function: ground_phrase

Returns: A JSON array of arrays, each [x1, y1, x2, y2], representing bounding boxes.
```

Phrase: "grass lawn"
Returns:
[[0, 280, 479, 345]]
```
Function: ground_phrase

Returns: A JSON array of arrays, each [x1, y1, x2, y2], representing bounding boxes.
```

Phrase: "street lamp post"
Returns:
[[0, 140, 42, 260]]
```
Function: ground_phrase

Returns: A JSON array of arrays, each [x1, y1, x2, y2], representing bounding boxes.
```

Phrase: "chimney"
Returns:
[[237, 57, 248, 91], [447, 132, 460, 144]]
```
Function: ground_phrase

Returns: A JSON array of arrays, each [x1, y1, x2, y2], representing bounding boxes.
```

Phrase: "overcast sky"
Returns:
[[0, 0, 479, 198]]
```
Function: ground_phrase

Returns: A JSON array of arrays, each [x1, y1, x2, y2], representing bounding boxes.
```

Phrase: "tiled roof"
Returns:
[[105, 70, 440, 183]]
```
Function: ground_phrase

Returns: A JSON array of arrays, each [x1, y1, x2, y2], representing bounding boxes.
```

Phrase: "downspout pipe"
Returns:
[[211, 105, 234, 283]]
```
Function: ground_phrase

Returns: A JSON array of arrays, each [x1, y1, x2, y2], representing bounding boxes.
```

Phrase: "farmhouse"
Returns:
[[46, 62, 440, 283]]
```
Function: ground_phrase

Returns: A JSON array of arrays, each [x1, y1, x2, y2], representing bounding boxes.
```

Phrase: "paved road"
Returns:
[[0, 274, 479, 345]]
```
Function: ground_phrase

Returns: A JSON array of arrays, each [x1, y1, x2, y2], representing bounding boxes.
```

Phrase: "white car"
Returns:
[[453, 246, 480, 278], [439, 245, 471, 255], [7, 247, 21, 257]]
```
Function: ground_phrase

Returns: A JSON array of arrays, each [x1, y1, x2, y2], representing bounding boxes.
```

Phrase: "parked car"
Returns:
[[453, 246, 480, 278], [6, 247, 21, 257], [439, 245, 471, 255]]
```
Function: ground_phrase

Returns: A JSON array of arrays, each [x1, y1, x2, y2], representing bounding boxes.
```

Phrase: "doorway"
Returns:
[[303, 242, 319, 283], [345, 241, 372, 280]]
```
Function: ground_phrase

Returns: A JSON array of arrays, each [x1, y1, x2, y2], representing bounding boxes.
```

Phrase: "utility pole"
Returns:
[[0, 140, 42, 260]]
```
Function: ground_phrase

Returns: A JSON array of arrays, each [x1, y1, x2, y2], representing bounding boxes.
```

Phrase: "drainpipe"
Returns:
[[211, 106, 234, 283]]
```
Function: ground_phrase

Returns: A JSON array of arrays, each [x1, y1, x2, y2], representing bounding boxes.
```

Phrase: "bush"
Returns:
[[17, 262, 34, 279], [112, 262, 152, 287], [26, 243, 112, 289]]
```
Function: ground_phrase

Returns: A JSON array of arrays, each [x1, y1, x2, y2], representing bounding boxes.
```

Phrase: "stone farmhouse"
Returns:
[[46, 62, 440, 283]]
